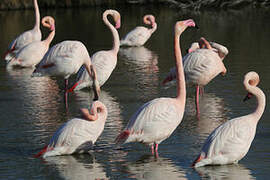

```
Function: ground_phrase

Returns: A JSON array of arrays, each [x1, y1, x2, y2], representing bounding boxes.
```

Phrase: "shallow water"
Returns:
[[0, 5, 270, 179]]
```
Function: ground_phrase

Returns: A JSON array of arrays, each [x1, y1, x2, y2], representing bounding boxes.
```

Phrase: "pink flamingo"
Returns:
[[32, 40, 100, 109], [193, 71, 265, 167], [68, 9, 121, 91], [163, 37, 228, 117], [7, 16, 55, 68], [120, 14, 157, 46], [34, 100, 108, 158], [115, 19, 196, 156], [4, 0, 41, 61]]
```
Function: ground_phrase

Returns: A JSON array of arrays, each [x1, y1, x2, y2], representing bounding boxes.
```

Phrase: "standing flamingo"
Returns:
[[193, 71, 265, 167], [68, 9, 121, 91], [34, 100, 108, 158], [7, 16, 55, 68], [163, 37, 228, 117], [120, 14, 157, 46], [32, 40, 100, 109], [4, 0, 41, 61], [115, 19, 196, 156]]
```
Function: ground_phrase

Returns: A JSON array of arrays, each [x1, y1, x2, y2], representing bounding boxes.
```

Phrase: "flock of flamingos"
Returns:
[[4, 0, 265, 168]]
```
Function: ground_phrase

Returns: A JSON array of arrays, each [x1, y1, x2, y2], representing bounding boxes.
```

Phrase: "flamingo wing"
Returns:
[[123, 98, 183, 145], [121, 26, 151, 46]]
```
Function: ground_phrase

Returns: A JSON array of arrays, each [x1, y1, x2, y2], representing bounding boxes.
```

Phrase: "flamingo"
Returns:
[[68, 9, 121, 92], [120, 14, 157, 46], [6, 16, 55, 68], [4, 0, 41, 61], [163, 37, 228, 117], [34, 100, 108, 158], [192, 71, 265, 167], [32, 40, 100, 109], [115, 19, 196, 156]]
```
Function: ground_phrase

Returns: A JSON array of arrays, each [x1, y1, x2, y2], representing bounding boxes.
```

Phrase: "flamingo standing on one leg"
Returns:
[[193, 71, 265, 167], [4, 0, 41, 61], [68, 9, 121, 91], [7, 16, 55, 68], [34, 99, 108, 158], [32, 40, 100, 109], [120, 14, 157, 47], [115, 19, 197, 156], [163, 37, 228, 117]]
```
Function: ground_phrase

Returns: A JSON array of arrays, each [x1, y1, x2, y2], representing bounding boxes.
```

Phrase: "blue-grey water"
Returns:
[[0, 5, 270, 179]]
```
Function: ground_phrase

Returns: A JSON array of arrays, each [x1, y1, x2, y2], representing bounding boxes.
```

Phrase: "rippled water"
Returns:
[[0, 5, 270, 179]]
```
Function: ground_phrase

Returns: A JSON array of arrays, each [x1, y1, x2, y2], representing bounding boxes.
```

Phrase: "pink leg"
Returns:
[[151, 144, 155, 155], [200, 86, 204, 96], [155, 144, 159, 158], [64, 79, 69, 110], [195, 85, 200, 118]]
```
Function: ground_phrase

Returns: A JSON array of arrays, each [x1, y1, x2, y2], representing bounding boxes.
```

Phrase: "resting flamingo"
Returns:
[[120, 14, 157, 46], [7, 16, 55, 68], [68, 9, 121, 92], [34, 100, 108, 158], [163, 37, 228, 117], [32, 40, 100, 109], [193, 71, 265, 167], [115, 19, 196, 156], [4, 0, 41, 61]]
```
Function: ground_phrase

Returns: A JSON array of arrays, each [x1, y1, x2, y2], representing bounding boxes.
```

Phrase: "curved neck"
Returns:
[[103, 12, 120, 54], [150, 23, 157, 34], [174, 34, 186, 104], [43, 30, 55, 46], [248, 86, 266, 122], [33, 0, 40, 30]]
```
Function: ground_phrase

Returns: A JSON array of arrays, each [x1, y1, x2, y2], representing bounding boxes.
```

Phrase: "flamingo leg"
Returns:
[[195, 85, 200, 118], [151, 144, 155, 155], [64, 79, 69, 110], [155, 143, 159, 158], [200, 86, 204, 96]]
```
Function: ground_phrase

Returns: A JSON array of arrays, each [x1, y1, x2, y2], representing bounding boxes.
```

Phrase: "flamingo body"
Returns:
[[39, 101, 107, 158], [33, 41, 90, 79], [116, 98, 184, 145], [120, 15, 157, 47], [4, 0, 41, 61], [74, 50, 117, 90], [193, 71, 265, 167]]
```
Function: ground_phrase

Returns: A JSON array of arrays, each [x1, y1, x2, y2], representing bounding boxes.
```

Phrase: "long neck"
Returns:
[[103, 12, 120, 54], [174, 34, 186, 104], [249, 86, 266, 122], [33, 0, 40, 30], [43, 30, 55, 47]]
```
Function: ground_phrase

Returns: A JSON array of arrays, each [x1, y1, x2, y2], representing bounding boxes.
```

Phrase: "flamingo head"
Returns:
[[112, 10, 121, 29], [243, 71, 260, 101], [175, 19, 197, 36], [42, 16, 55, 31]]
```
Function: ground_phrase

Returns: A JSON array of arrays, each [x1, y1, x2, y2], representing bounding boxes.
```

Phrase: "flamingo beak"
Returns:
[[243, 92, 253, 102]]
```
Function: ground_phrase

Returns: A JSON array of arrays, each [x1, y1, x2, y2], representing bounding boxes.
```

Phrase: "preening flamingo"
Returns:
[[163, 37, 228, 117], [7, 16, 55, 68], [32, 40, 100, 108], [115, 19, 196, 156], [34, 100, 108, 158], [120, 14, 157, 46], [68, 9, 121, 92], [4, 0, 41, 61], [192, 71, 265, 167]]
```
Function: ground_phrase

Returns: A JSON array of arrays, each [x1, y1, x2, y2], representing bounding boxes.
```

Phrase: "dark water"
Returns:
[[0, 5, 270, 179]]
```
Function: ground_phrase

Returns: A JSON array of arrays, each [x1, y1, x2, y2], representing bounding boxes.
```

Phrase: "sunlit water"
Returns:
[[0, 5, 270, 179]]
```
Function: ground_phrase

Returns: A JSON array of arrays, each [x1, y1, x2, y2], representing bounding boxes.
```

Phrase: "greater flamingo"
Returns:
[[4, 0, 41, 61], [34, 100, 108, 158], [32, 40, 100, 108], [120, 14, 157, 46], [68, 9, 121, 91], [163, 37, 228, 117], [115, 19, 196, 156], [7, 16, 55, 68], [192, 71, 265, 167]]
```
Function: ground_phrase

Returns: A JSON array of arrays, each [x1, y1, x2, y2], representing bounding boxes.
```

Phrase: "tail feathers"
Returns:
[[192, 154, 204, 167], [4, 51, 16, 61], [115, 130, 130, 144], [33, 145, 48, 158]]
